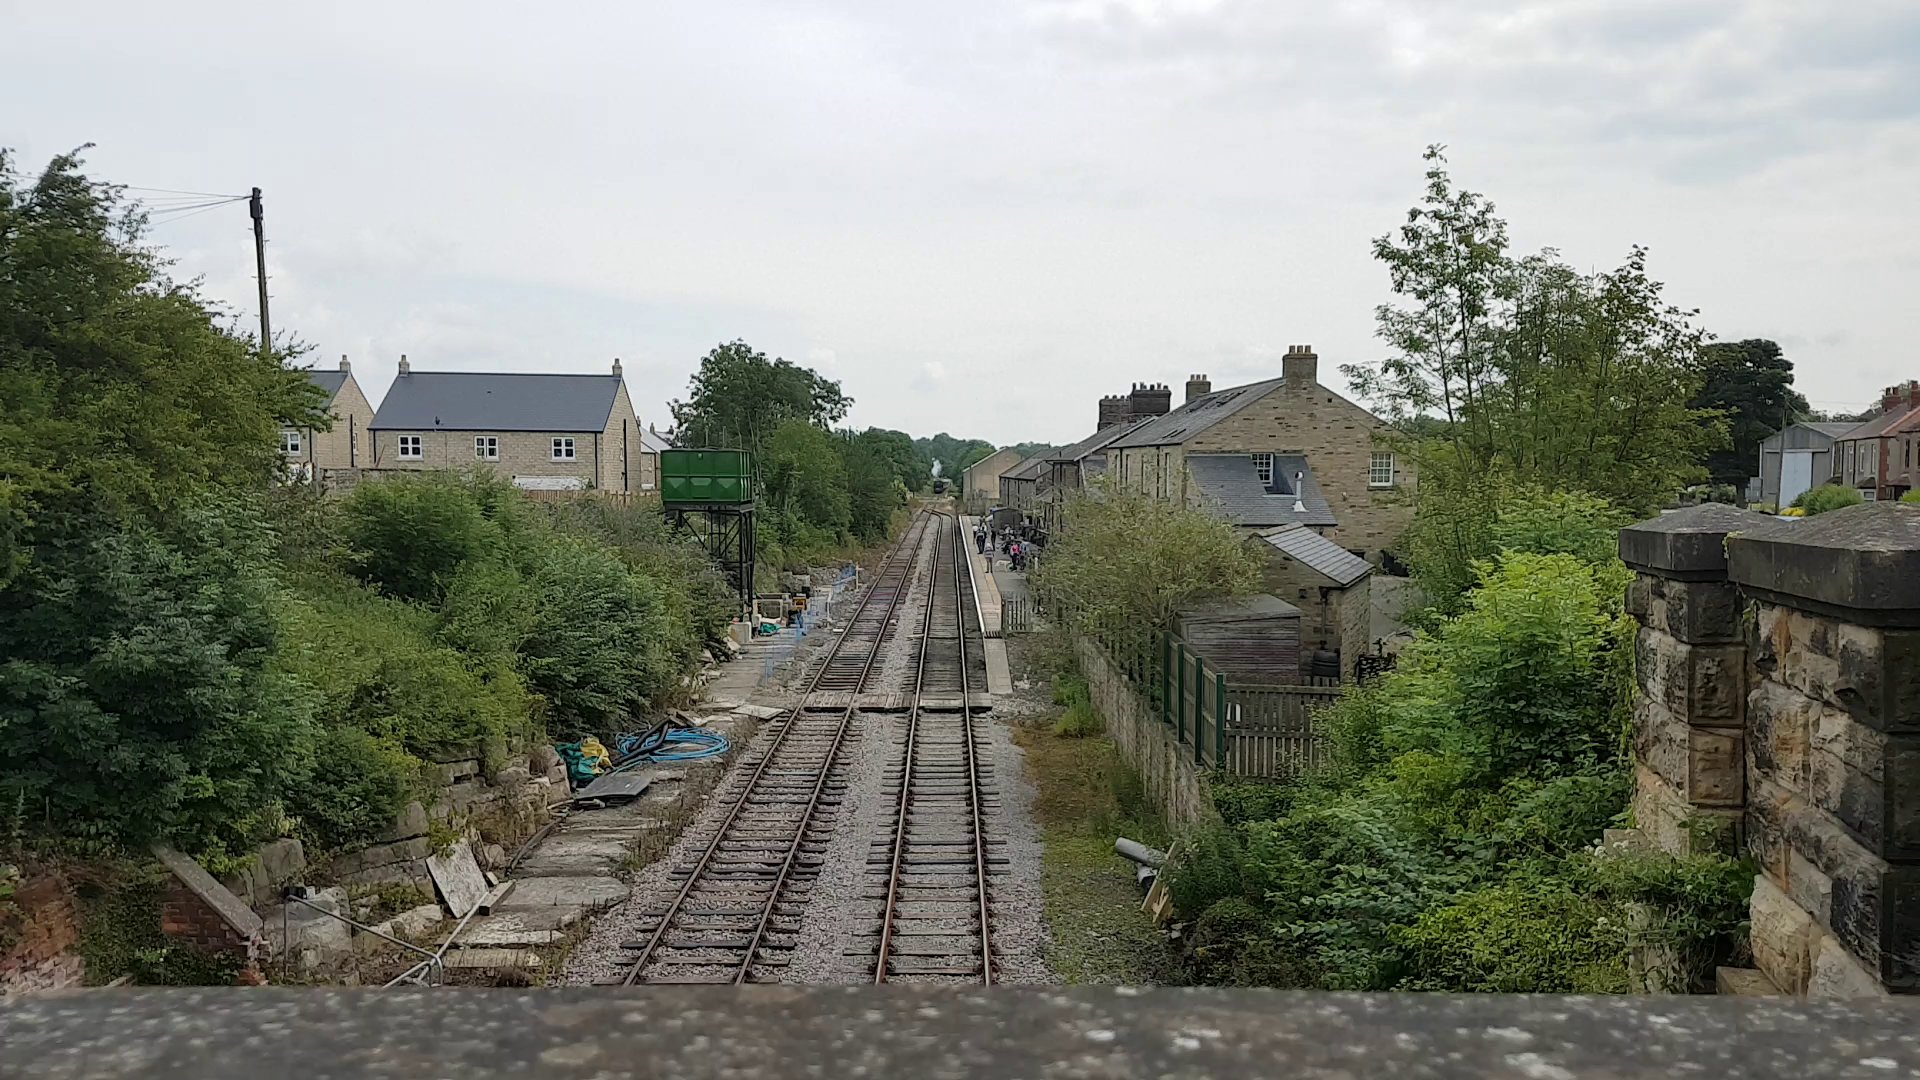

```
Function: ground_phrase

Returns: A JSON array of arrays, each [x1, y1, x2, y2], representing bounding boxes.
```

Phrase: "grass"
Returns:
[[1012, 656, 1177, 984]]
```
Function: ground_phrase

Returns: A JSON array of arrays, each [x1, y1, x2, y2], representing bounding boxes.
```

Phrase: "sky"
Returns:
[[5, 0, 1918, 446]]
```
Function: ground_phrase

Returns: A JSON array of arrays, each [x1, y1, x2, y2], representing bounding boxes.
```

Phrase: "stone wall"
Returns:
[[0, 872, 86, 996], [1073, 636, 1219, 830], [1622, 502, 1920, 997]]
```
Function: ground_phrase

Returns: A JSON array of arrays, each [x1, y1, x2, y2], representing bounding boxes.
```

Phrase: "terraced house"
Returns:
[[368, 357, 653, 493], [1104, 346, 1412, 563], [282, 357, 374, 479]]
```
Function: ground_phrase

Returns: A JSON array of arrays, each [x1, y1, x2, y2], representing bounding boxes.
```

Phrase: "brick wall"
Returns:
[[1, 872, 86, 996]]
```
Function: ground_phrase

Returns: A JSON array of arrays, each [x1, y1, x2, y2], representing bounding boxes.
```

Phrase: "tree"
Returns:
[[914, 433, 996, 482], [1345, 147, 1722, 548], [841, 432, 906, 543], [852, 428, 931, 492], [762, 420, 851, 537], [1691, 339, 1808, 488], [668, 341, 850, 459]]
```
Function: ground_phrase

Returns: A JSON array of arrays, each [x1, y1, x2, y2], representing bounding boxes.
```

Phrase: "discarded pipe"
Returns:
[[1115, 837, 1167, 868]]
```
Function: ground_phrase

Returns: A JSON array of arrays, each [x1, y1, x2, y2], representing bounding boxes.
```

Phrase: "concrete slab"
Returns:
[[508, 832, 632, 877], [441, 948, 542, 970], [735, 703, 786, 720], [983, 638, 1013, 695], [426, 840, 490, 918], [455, 908, 582, 948], [500, 876, 630, 910]]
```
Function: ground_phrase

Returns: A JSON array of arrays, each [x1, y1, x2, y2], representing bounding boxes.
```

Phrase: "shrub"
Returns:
[[1396, 875, 1630, 993], [339, 476, 496, 603], [1901, 491, 1920, 505], [1588, 846, 1754, 992], [1053, 699, 1103, 738], [288, 728, 421, 853], [1791, 483, 1862, 516]]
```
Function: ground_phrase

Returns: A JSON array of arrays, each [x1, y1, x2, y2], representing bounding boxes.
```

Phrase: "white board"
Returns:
[[512, 475, 588, 491], [1780, 450, 1814, 509]]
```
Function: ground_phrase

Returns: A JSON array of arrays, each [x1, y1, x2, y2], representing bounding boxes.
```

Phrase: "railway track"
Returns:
[[616, 511, 935, 986], [864, 512, 997, 983]]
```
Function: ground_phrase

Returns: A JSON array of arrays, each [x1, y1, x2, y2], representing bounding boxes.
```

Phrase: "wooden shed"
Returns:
[[1175, 595, 1303, 685]]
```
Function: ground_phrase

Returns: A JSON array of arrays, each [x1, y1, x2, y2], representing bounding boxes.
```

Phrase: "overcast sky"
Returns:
[[7, 1, 1917, 445]]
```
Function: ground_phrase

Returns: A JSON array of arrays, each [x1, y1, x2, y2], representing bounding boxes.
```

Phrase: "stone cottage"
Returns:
[[284, 357, 375, 479]]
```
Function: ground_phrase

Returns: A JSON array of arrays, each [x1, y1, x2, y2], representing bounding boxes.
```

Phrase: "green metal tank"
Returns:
[[659, 448, 755, 505]]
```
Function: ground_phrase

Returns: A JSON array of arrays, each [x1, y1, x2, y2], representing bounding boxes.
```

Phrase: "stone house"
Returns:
[[1833, 382, 1920, 502], [963, 447, 1025, 512], [1249, 524, 1373, 681], [283, 357, 375, 479], [638, 424, 671, 492], [368, 358, 653, 494], [998, 453, 1049, 513], [1105, 346, 1413, 562]]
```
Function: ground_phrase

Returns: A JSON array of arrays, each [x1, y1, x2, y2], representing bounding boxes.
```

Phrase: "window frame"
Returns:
[[396, 434, 423, 460], [552, 437, 576, 461], [475, 435, 500, 461], [280, 429, 303, 454], [1252, 452, 1274, 485], [1369, 450, 1395, 488]]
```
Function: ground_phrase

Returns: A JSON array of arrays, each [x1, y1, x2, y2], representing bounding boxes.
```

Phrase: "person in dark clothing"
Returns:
[[974, 523, 987, 554]]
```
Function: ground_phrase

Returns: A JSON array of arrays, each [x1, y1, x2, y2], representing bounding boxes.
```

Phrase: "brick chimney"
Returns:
[[1130, 381, 1172, 418], [1283, 344, 1318, 386], [1882, 380, 1920, 414], [1098, 394, 1131, 430], [612, 357, 623, 377], [397, 353, 410, 377], [1186, 374, 1211, 403]]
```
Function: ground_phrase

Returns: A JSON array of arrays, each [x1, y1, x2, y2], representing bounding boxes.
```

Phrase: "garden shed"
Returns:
[[1175, 594, 1303, 685]]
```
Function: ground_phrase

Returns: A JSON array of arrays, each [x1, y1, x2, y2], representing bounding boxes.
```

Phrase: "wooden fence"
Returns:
[[1037, 583, 1346, 780], [1000, 598, 1037, 635]]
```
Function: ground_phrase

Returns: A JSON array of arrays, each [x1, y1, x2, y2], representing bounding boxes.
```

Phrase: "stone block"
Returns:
[[1714, 966, 1783, 996], [1756, 606, 1920, 736], [1726, 502, 1920, 620], [529, 745, 562, 776], [1749, 874, 1813, 995], [1636, 629, 1746, 727], [327, 836, 432, 879], [1804, 710, 1920, 860], [1620, 503, 1775, 579], [1629, 573, 1745, 644], [263, 887, 351, 967], [1630, 764, 1740, 856], [1787, 849, 1834, 928], [1634, 693, 1743, 807], [1746, 681, 1814, 793], [435, 758, 481, 786], [490, 766, 531, 789], [356, 903, 446, 954], [1808, 932, 1890, 999], [386, 801, 428, 842]]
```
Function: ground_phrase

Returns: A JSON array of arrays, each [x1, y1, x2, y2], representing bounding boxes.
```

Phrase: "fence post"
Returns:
[[1159, 634, 1171, 725], [1182, 653, 1198, 760], [1215, 673, 1228, 769], [1174, 641, 1186, 738]]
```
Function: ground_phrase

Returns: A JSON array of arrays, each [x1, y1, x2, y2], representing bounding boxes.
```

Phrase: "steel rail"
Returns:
[[619, 510, 933, 986]]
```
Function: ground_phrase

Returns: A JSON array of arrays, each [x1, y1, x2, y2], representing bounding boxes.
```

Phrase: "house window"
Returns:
[[1251, 452, 1274, 485], [552, 437, 576, 461], [475, 436, 499, 461], [1369, 451, 1395, 487], [280, 430, 302, 454], [397, 435, 423, 460]]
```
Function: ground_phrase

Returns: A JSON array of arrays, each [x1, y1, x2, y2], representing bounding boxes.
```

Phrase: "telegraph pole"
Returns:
[[249, 187, 271, 357]]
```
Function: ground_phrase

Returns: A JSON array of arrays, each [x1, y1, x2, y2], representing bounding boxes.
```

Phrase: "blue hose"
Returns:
[[608, 724, 731, 772]]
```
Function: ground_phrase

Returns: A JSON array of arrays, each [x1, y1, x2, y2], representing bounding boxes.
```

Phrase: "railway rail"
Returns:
[[616, 512, 935, 985], [865, 512, 996, 983]]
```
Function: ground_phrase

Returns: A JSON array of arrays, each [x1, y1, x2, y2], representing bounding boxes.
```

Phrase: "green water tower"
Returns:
[[659, 448, 756, 607]]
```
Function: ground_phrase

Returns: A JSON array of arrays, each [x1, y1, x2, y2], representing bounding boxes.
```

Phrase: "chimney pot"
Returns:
[[612, 357, 623, 377], [397, 353, 410, 376], [1185, 373, 1212, 403], [339, 354, 351, 373]]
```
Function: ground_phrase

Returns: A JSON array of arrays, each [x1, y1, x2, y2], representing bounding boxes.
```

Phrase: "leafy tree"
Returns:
[[1032, 488, 1262, 675], [668, 341, 850, 458], [1345, 147, 1721, 517], [852, 428, 931, 492], [1403, 486, 1632, 616], [841, 432, 906, 543], [1692, 339, 1808, 488], [762, 420, 851, 537], [914, 433, 996, 481], [338, 477, 497, 604]]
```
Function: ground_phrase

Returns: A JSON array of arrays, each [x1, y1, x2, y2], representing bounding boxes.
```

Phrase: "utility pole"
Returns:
[[249, 187, 271, 357]]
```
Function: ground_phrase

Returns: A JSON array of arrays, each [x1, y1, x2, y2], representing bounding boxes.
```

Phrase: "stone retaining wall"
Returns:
[[1073, 636, 1219, 830], [1621, 502, 1920, 997]]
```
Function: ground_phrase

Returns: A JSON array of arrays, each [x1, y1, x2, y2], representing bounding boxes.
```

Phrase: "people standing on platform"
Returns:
[[974, 522, 987, 554]]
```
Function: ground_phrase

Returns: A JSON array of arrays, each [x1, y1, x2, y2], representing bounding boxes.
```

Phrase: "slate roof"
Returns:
[[370, 372, 625, 432], [1836, 407, 1920, 443], [1047, 423, 1141, 464], [1006, 454, 1051, 482], [304, 369, 349, 399], [1107, 377, 1287, 449], [1178, 594, 1303, 621], [1187, 453, 1337, 528], [1256, 524, 1373, 587], [639, 428, 672, 454]]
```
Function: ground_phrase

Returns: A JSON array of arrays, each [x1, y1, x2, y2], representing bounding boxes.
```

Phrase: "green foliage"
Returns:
[[842, 431, 909, 543], [291, 727, 419, 854], [669, 340, 851, 458], [1033, 488, 1263, 674], [1903, 491, 1920, 505], [338, 477, 496, 603], [1054, 700, 1104, 738], [1692, 340, 1809, 489], [1208, 777, 1296, 826], [914, 433, 997, 484], [1396, 875, 1630, 993], [1792, 483, 1863, 516], [1404, 484, 1631, 618], [75, 864, 241, 986], [1588, 846, 1754, 992]]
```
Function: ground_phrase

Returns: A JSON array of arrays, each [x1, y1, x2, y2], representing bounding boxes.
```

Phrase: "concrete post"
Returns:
[[1620, 504, 1777, 857], [1726, 503, 1920, 997]]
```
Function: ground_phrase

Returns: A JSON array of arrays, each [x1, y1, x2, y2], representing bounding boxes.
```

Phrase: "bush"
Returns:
[[289, 727, 421, 853], [1396, 875, 1630, 992], [1053, 699, 1103, 738], [339, 476, 496, 603], [1901, 491, 1920, 505], [1791, 483, 1863, 516]]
